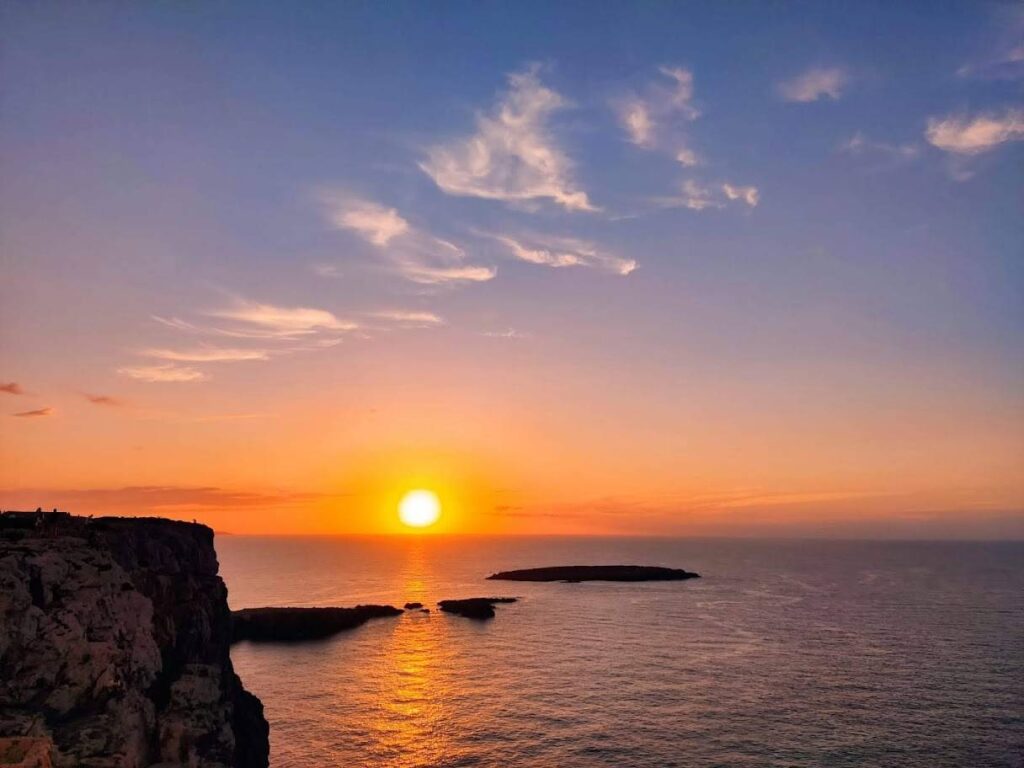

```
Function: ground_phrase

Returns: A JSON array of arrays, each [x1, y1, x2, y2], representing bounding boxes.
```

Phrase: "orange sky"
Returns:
[[2, 3, 1023, 539]]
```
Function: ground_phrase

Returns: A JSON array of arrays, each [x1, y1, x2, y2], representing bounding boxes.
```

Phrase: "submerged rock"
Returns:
[[232, 605, 402, 642], [404, 601, 423, 610], [487, 565, 700, 582], [437, 597, 517, 620], [0, 510, 269, 767]]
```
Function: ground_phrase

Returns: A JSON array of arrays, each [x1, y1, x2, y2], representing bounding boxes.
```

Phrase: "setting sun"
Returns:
[[398, 490, 441, 529]]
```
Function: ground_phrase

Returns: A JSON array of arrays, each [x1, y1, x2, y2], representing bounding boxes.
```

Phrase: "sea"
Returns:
[[218, 536, 1024, 767]]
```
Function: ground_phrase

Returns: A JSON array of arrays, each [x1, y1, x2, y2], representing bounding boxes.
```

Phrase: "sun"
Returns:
[[398, 490, 441, 529]]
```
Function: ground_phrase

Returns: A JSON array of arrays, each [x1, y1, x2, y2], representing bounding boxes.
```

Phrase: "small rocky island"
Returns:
[[487, 565, 700, 582], [232, 605, 403, 643], [438, 597, 517, 620], [0, 510, 269, 767]]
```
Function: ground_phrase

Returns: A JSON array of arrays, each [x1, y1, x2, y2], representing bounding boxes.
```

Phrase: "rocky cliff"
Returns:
[[0, 512, 269, 767]]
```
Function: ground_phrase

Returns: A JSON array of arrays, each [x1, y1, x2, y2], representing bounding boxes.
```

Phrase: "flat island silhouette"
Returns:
[[488, 565, 701, 582], [232, 605, 403, 643]]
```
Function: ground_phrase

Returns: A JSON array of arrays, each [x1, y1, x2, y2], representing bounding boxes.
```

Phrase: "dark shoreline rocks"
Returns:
[[404, 601, 423, 610], [0, 510, 270, 767], [487, 565, 700, 582], [232, 605, 403, 643], [438, 597, 517, 620]]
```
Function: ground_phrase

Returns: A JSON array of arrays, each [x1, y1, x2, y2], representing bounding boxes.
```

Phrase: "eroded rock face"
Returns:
[[0, 512, 269, 767]]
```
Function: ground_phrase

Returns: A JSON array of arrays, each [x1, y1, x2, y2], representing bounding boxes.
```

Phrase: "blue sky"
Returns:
[[1, 1, 1022, 535]]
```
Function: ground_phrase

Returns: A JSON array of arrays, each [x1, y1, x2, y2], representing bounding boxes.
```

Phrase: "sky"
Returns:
[[1, 1, 1022, 537]]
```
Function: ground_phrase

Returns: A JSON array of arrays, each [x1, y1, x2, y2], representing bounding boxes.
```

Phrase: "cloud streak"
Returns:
[[777, 67, 846, 102], [840, 132, 920, 160], [370, 310, 445, 326], [118, 364, 207, 383], [1, 383, 24, 395], [84, 394, 123, 406], [420, 67, 595, 212], [142, 346, 271, 363], [208, 300, 357, 337], [491, 233, 636, 275], [323, 193, 496, 285], [13, 407, 53, 418]]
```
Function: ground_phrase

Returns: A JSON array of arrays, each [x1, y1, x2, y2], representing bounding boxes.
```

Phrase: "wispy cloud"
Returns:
[[370, 310, 445, 326], [127, 300, 361, 380], [839, 132, 920, 160], [1, 382, 24, 395], [142, 346, 271, 363], [84, 394, 123, 406], [482, 328, 528, 339], [776, 67, 846, 102], [13, 407, 53, 418], [615, 65, 701, 165], [925, 109, 1024, 154], [420, 67, 596, 212], [956, 6, 1024, 81], [656, 180, 759, 211], [323, 196, 409, 246], [323, 193, 496, 285], [118, 364, 207, 383], [491, 233, 636, 275], [721, 182, 760, 207], [208, 300, 357, 337], [957, 43, 1024, 80]]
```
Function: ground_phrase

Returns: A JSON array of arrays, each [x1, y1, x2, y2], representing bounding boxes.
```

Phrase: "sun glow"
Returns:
[[398, 490, 441, 529]]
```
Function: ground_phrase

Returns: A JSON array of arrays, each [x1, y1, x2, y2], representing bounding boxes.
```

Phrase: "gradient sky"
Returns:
[[2, 1, 1022, 536]]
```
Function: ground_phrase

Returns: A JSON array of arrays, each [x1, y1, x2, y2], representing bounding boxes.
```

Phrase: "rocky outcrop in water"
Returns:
[[0, 511, 269, 767], [437, 597, 517, 620], [231, 605, 402, 642], [487, 565, 700, 582]]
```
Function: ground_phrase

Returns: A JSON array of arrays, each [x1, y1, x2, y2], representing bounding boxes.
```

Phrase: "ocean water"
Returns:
[[218, 537, 1024, 768]]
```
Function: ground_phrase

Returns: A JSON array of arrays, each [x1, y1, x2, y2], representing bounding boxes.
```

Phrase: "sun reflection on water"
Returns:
[[363, 539, 461, 767]]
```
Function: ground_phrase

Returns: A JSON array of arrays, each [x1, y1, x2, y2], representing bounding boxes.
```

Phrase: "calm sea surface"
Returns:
[[218, 537, 1024, 767]]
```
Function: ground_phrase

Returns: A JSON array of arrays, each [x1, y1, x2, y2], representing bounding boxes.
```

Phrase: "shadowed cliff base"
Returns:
[[487, 565, 701, 582], [0, 510, 269, 767], [231, 605, 403, 643]]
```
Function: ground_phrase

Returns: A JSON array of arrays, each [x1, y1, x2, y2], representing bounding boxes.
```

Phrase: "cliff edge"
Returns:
[[0, 511, 269, 767]]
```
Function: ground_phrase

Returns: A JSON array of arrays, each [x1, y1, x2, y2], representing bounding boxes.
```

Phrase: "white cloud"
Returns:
[[492, 233, 636, 275], [142, 347, 270, 363], [721, 183, 760, 207], [925, 109, 1024, 154], [323, 194, 495, 285], [615, 65, 701, 165], [420, 68, 595, 212], [777, 67, 846, 102], [118, 364, 207, 383], [321, 194, 409, 246]]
